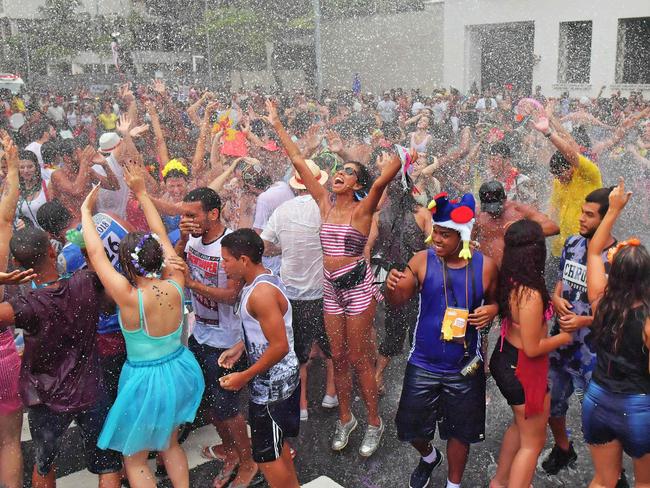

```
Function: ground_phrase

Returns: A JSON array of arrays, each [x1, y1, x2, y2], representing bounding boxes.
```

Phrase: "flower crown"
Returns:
[[131, 233, 165, 279], [162, 159, 188, 179], [607, 238, 641, 264]]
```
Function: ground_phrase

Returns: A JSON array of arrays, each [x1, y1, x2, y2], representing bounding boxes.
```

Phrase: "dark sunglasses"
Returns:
[[342, 166, 357, 177]]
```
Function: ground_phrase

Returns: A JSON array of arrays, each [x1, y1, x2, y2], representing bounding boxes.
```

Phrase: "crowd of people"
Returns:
[[0, 79, 648, 488]]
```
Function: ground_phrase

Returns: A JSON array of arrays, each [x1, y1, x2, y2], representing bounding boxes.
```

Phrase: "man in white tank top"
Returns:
[[219, 229, 300, 488]]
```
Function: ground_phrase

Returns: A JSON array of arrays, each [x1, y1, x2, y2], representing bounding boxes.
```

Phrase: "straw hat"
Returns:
[[289, 159, 328, 190]]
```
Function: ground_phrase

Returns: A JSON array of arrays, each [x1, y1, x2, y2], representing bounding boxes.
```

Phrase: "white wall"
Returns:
[[320, 2, 444, 93], [444, 0, 650, 96]]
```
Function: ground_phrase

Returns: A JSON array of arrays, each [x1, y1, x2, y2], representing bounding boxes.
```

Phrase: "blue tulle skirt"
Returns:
[[97, 346, 205, 456]]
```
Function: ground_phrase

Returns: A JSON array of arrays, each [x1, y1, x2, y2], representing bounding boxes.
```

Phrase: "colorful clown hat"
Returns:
[[425, 192, 476, 259]]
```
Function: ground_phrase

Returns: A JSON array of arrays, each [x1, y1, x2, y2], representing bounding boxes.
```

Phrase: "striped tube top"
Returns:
[[320, 222, 368, 257]]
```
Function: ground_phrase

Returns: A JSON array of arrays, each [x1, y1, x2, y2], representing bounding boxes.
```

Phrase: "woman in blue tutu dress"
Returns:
[[81, 163, 205, 488]]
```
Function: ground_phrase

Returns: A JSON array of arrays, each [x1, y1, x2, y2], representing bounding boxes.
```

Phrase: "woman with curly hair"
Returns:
[[582, 179, 650, 488], [266, 99, 402, 457], [489, 219, 571, 488]]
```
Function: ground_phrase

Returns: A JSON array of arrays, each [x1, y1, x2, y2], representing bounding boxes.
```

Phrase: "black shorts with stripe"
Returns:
[[248, 385, 300, 463]]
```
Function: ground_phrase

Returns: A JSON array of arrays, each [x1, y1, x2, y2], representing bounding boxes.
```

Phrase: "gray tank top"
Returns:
[[375, 207, 426, 270], [239, 272, 299, 404]]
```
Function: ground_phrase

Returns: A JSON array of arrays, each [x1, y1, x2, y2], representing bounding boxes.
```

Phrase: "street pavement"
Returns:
[[19, 331, 635, 487]]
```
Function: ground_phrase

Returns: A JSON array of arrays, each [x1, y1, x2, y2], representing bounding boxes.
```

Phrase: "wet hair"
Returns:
[[489, 141, 511, 158], [221, 228, 263, 264], [386, 176, 418, 214], [549, 150, 571, 177], [163, 169, 190, 183], [18, 150, 38, 165], [18, 151, 42, 193], [497, 220, 550, 321], [585, 187, 613, 219], [40, 140, 60, 167], [183, 187, 222, 213], [31, 121, 51, 140], [348, 161, 373, 201], [571, 125, 592, 149], [37, 200, 72, 235], [593, 244, 650, 353], [59, 139, 76, 159], [10, 227, 50, 268], [118, 232, 164, 284]]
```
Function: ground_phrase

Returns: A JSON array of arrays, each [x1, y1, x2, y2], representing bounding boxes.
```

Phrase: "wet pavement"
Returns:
[[20, 331, 634, 487]]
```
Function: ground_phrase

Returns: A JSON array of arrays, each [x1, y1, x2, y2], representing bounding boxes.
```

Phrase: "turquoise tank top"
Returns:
[[118, 280, 185, 362]]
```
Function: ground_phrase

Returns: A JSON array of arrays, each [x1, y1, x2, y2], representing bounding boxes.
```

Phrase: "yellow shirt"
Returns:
[[97, 112, 118, 131], [550, 154, 602, 256]]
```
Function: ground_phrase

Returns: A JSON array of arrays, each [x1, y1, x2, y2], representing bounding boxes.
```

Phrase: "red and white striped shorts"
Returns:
[[323, 260, 383, 316]]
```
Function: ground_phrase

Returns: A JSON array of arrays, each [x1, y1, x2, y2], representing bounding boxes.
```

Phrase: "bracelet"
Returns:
[[544, 131, 552, 139]]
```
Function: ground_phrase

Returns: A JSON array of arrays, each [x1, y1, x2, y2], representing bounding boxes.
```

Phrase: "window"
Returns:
[[557, 21, 592, 83], [616, 17, 650, 84]]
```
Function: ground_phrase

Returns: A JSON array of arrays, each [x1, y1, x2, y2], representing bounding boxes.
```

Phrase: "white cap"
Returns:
[[288, 159, 328, 190]]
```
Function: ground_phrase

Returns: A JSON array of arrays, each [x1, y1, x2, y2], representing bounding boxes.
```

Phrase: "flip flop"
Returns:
[[201, 444, 227, 461]]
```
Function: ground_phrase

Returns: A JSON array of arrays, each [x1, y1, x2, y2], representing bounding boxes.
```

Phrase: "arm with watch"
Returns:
[[533, 116, 581, 168]]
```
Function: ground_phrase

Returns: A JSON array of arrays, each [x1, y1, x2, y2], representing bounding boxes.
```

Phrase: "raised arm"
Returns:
[[50, 146, 95, 197], [266, 100, 328, 205], [144, 101, 170, 166], [587, 178, 631, 306], [207, 160, 238, 193], [81, 185, 132, 303], [0, 134, 35, 297], [358, 151, 402, 217], [123, 163, 184, 284], [533, 116, 580, 168], [187, 92, 211, 127], [517, 203, 560, 236], [192, 101, 220, 175]]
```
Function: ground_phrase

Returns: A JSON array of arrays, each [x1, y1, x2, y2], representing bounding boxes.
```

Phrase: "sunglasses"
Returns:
[[342, 166, 357, 177]]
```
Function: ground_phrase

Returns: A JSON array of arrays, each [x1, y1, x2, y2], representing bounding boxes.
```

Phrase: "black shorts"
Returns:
[[189, 337, 247, 421], [489, 339, 525, 406], [28, 401, 122, 476], [248, 386, 300, 463], [395, 362, 486, 445], [290, 298, 331, 364]]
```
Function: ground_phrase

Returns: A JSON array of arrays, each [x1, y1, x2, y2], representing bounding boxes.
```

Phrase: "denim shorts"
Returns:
[[582, 381, 650, 458], [189, 337, 247, 422], [395, 362, 486, 445], [28, 401, 122, 476]]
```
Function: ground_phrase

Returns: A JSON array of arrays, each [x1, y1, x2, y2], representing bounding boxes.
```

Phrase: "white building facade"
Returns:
[[443, 0, 650, 96]]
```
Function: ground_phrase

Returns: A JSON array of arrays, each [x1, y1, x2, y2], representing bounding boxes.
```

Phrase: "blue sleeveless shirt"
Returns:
[[408, 249, 485, 374]]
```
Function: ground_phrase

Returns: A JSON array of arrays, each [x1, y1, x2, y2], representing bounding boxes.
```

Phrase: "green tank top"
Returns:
[[118, 280, 185, 362]]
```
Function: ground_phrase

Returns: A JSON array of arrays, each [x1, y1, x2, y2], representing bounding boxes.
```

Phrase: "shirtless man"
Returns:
[[50, 139, 119, 220], [474, 181, 559, 267]]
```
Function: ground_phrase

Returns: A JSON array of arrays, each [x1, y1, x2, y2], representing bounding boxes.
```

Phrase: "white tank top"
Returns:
[[239, 272, 299, 404], [16, 185, 47, 227]]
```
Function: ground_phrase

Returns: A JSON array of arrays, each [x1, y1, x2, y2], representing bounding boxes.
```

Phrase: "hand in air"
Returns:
[[264, 99, 280, 126], [81, 184, 101, 214], [608, 177, 632, 212], [116, 113, 133, 137], [123, 162, 147, 196], [532, 116, 550, 134], [0, 268, 37, 285], [129, 124, 149, 138]]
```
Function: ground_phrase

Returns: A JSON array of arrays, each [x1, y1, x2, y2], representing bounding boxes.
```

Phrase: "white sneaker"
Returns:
[[300, 409, 308, 421], [322, 394, 339, 409]]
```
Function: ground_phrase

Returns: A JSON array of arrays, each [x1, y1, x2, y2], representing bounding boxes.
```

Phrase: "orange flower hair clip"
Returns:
[[607, 238, 641, 263]]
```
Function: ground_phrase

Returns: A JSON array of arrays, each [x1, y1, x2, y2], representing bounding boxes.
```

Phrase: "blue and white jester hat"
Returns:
[[425, 192, 476, 260]]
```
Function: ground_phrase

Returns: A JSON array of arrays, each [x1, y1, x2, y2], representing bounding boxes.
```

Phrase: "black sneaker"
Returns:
[[541, 442, 577, 475], [409, 447, 444, 488], [616, 469, 629, 488]]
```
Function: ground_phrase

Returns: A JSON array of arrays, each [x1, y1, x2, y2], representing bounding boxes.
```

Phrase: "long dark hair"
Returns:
[[349, 161, 373, 201], [497, 219, 550, 320], [593, 244, 650, 352]]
